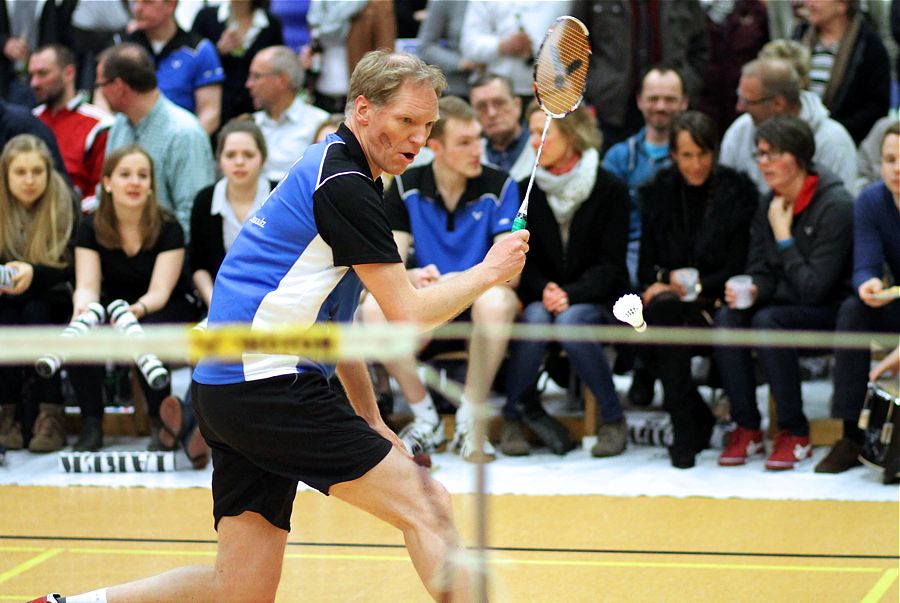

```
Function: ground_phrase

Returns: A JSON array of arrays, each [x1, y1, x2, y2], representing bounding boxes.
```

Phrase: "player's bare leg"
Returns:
[[330, 447, 475, 602], [101, 511, 287, 603]]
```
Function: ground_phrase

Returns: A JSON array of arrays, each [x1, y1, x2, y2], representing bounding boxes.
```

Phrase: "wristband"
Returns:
[[137, 301, 149, 316], [776, 237, 795, 251]]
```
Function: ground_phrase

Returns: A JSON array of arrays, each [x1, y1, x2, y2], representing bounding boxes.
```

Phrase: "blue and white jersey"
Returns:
[[193, 124, 402, 385], [384, 164, 518, 274]]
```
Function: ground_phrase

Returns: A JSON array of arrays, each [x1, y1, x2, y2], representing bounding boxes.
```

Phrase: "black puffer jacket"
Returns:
[[637, 164, 759, 301]]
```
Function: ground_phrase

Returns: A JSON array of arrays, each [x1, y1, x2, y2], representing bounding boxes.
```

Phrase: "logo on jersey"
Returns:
[[250, 216, 267, 228], [472, 211, 484, 221]]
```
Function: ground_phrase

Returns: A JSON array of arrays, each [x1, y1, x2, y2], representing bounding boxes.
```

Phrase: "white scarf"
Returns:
[[533, 147, 599, 226]]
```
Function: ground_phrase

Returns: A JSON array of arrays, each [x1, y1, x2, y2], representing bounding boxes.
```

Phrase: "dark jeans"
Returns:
[[0, 293, 70, 408], [505, 302, 622, 423], [832, 296, 900, 421], [640, 293, 714, 420], [714, 303, 839, 436]]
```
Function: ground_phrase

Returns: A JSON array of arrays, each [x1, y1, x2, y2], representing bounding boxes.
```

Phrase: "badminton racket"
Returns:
[[512, 16, 591, 232]]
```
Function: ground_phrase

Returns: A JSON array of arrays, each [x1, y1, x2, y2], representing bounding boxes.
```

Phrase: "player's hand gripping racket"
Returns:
[[511, 16, 591, 232]]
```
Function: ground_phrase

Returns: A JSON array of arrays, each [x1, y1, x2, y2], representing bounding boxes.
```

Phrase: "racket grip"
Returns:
[[511, 214, 527, 232]]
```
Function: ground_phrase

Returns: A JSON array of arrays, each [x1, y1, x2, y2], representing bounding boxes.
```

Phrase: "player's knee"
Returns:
[[398, 477, 453, 534]]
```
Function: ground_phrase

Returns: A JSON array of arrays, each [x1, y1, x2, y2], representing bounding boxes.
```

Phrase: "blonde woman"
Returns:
[[0, 134, 77, 453], [69, 144, 196, 452]]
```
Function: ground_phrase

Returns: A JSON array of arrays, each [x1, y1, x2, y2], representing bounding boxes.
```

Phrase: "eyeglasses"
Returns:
[[752, 148, 784, 162], [93, 79, 112, 89], [247, 71, 278, 83], [737, 94, 774, 107]]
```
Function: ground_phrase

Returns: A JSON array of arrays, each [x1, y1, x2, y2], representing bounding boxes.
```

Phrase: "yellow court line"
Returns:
[[0, 547, 898, 580], [860, 568, 900, 603], [8, 545, 891, 575], [0, 548, 63, 584]]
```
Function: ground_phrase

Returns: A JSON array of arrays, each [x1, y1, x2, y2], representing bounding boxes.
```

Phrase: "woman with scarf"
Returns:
[[501, 103, 630, 458], [637, 111, 758, 469], [715, 114, 854, 471]]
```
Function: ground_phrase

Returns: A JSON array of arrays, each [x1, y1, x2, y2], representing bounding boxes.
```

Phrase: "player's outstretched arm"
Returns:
[[354, 230, 529, 331]]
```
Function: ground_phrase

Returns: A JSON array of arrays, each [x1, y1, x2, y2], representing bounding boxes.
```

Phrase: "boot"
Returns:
[[72, 417, 103, 452], [0, 404, 23, 450], [499, 419, 531, 456], [668, 411, 697, 469], [592, 417, 627, 457], [28, 403, 66, 452], [689, 391, 716, 454]]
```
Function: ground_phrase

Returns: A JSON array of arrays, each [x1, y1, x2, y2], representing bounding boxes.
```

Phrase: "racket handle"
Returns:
[[511, 214, 527, 232]]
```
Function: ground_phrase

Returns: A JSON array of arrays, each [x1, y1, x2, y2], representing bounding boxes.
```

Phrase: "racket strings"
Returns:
[[534, 22, 589, 116]]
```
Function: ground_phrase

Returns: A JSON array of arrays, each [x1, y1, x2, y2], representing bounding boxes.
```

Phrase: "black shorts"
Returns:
[[192, 372, 392, 531]]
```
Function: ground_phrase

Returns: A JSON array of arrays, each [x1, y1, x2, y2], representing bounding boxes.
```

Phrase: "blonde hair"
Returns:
[[345, 50, 447, 118], [0, 134, 74, 267], [758, 40, 811, 90], [94, 145, 165, 250], [524, 102, 602, 153]]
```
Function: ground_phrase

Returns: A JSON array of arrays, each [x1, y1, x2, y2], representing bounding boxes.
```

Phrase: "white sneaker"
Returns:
[[399, 417, 446, 454], [451, 420, 496, 463]]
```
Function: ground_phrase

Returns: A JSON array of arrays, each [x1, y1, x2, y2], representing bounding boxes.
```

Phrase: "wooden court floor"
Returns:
[[0, 485, 897, 602]]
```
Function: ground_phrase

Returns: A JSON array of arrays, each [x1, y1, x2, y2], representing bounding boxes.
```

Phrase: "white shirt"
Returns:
[[210, 176, 270, 250], [253, 96, 330, 182]]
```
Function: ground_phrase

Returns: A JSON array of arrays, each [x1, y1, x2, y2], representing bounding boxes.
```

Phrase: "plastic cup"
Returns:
[[674, 268, 699, 302], [728, 274, 754, 309]]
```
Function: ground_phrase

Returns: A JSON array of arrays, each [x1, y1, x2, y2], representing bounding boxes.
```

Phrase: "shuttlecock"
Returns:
[[613, 293, 646, 332]]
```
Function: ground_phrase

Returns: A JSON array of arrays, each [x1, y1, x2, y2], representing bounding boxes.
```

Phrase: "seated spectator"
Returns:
[[0, 135, 77, 453], [248, 45, 329, 182], [360, 96, 520, 463], [99, 42, 216, 240], [637, 112, 758, 468], [855, 116, 899, 193], [0, 99, 68, 179], [191, 0, 284, 126], [190, 118, 274, 310], [715, 115, 854, 471], [125, 0, 225, 134], [29, 44, 113, 202], [505, 103, 629, 458], [817, 121, 900, 473], [794, 0, 891, 144], [720, 57, 857, 195], [68, 144, 196, 452], [469, 74, 535, 182], [313, 113, 344, 144]]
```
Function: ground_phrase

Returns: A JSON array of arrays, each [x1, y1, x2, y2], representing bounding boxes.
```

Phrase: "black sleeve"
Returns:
[[156, 219, 186, 252], [76, 215, 99, 250], [314, 173, 402, 267], [189, 186, 217, 275], [383, 177, 411, 233]]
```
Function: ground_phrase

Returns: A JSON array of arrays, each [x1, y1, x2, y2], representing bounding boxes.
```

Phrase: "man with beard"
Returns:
[[29, 44, 112, 204]]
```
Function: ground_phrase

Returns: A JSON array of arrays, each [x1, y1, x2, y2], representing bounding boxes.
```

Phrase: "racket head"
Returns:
[[533, 16, 590, 119]]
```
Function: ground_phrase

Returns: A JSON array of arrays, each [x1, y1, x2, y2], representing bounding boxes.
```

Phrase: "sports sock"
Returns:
[[64, 589, 108, 603], [409, 393, 439, 425], [455, 395, 475, 425]]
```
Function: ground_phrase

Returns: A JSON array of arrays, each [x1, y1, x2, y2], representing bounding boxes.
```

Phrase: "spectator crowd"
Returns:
[[0, 0, 897, 478]]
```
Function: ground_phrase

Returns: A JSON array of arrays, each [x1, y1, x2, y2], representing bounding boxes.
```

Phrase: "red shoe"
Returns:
[[765, 430, 811, 470], [27, 595, 63, 603], [718, 426, 764, 466]]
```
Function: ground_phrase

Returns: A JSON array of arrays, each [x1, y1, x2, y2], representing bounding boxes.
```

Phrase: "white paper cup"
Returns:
[[728, 274, 754, 309], [674, 268, 699, 302]]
